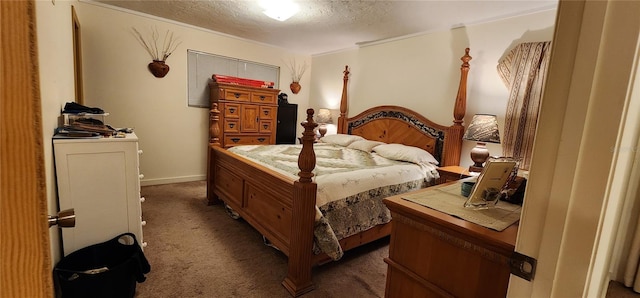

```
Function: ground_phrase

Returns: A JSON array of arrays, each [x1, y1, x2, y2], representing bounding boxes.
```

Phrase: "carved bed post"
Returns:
[[337, 66, 350, 134], [443, 48, 472, 166], [283, 109, 318, 297], [207, 99, 222, 205], [210, 103, 221, 147]]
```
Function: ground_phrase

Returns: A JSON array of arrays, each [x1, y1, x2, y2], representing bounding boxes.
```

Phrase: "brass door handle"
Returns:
[[48, 208, 75, 228]]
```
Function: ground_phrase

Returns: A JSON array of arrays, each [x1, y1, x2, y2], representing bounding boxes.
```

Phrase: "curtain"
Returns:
[[497, 41, 552, 170]]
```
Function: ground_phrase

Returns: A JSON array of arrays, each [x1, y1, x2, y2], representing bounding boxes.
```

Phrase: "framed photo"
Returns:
[[464, 157, 518, 209]]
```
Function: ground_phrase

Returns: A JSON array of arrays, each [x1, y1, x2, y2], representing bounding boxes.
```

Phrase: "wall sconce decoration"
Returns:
[[132, 27, 182, 78], [316, 108, 333, 137], [462, 114, 501, 172], [285, 59, 307, 94]]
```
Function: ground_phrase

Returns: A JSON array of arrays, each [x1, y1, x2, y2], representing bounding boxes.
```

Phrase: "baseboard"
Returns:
[[140, 175, 206, 186]]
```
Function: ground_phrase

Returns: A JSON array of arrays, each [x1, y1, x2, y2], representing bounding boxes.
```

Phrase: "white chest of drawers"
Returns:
[[53, 132, 145, 255]]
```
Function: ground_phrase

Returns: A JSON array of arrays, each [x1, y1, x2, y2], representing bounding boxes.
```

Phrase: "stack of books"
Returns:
[[213, 74, 274, 88]]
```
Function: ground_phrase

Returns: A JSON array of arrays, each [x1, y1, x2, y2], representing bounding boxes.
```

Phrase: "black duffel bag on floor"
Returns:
[[53, 233, 151, 298]]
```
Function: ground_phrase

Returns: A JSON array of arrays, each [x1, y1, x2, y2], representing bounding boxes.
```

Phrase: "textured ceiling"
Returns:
[[94, 0, 558, 55]]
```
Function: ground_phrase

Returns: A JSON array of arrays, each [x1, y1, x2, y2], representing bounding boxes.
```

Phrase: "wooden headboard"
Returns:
[[336, 48, 472, 166], [343, 106, 450, 163]]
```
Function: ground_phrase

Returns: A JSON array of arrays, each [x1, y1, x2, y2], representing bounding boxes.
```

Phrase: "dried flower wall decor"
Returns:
[[132, 27, 182, 78], [285, 59, 307, 94]]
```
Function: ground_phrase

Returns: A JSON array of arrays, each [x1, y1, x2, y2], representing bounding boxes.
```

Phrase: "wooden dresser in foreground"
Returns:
[[209, 81, 280, 148], [383, 182, 518, 298]]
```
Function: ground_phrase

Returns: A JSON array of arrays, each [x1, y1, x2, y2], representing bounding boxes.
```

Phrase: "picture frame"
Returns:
[[464, 157, 518, 209]]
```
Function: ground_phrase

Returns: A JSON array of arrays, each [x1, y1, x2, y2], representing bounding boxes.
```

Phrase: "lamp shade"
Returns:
[[463, 114, 501, 144], [316, 108, 333, 124]]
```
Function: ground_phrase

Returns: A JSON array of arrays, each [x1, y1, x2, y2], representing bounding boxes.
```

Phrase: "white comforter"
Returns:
[[229, 143, 438, 206], [227, 143, 439, 259]]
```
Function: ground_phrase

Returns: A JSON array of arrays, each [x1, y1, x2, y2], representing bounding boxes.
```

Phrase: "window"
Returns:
[[187, 50, 280, 108]]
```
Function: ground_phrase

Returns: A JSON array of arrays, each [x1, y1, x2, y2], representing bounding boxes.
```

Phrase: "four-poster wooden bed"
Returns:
[[206, 48, 472, 296]]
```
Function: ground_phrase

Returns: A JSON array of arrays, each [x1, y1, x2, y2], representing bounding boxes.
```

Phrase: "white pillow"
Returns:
[[319, 134, 365, 147], [373, 143, 439, 165], [347, 140, 385, 152]]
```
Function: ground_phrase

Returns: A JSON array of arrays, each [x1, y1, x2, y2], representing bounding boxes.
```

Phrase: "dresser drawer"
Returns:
[[260, 106, 276, 120], [215, 165, 244, 208], [224, 135, 271, 146], [259, 120, 274, 133], [252, 91, 276, 104], [244, 182, 291, 245], [222, 88, 251, 102], [223, 119, 240, 133], [224, 103, 241, 118]]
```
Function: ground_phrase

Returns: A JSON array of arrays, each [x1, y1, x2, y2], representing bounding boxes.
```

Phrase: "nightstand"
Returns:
[[436, 165, 472, 184]]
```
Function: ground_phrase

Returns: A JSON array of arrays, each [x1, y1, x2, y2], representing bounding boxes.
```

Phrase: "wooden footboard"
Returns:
[[212, 147, 296, 253], [209, 109, 319, 296], [207, 48, 472, 297]]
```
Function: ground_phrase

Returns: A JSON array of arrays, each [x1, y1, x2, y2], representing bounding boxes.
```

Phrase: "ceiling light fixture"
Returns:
[[259, 0, 299, 21]]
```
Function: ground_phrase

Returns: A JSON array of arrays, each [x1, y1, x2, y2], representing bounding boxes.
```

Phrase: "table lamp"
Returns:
[[463, 114, 501, 172], [316, 108, 333, 137]]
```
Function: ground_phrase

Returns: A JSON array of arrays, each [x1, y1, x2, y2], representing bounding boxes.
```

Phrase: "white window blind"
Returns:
[[187, 49, 280, 108]]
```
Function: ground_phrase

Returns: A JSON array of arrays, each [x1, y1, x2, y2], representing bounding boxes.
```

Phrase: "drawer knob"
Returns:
[[139, 174, 145, 179], [263, 110, 269, 115], [140, 197, 146, 203], [142, 242, 148, 248], [263, 124, 268, 129], [228, 123, 235, 128], [229, 107, 236, 113], [234, 93, 241, 98], [138, 150, 143, 155], [231, 138, 240, 143], [141, 220, 147, 226], [258, 138, 266, 142], [260, 95, 265, 100]]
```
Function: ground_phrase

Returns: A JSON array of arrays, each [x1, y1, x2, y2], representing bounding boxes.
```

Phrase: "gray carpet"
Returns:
[[134, 181, 388, 298]]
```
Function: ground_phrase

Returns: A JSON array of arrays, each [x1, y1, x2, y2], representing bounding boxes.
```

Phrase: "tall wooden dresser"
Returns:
[[53, 132, 146, 255], [209, 81, 280, 147]]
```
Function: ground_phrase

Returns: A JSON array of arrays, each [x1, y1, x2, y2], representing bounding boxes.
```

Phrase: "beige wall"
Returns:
[[309, 9, 557, 168], [74, 1, 311, 186], [36, 0, 78, 266], [72, 2, 557, 185]]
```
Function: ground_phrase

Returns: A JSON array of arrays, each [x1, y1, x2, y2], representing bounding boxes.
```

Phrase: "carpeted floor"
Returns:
[[134, 181, 388, 298], [609, 281, 640, 298], [134, 181, 639, 298]]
